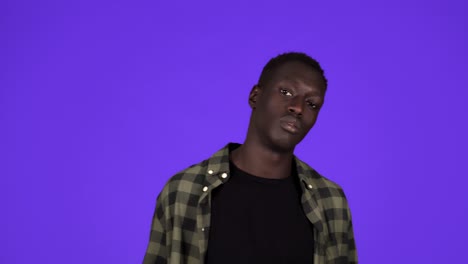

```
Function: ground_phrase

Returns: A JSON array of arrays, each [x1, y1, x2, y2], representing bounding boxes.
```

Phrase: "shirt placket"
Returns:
[[197, 170, 229, 262]]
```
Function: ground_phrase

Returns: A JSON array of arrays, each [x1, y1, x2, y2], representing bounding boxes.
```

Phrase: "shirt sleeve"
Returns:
[[347, 208, 358, 264], [143, 190, 169, 264]]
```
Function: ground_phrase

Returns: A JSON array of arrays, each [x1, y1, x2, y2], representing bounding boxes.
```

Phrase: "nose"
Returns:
[[288, 97, 304, 116]]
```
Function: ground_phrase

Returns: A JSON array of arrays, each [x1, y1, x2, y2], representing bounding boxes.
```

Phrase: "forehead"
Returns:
[[269, 61, 325, 89]]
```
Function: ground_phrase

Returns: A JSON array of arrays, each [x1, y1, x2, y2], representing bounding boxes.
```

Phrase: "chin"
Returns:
[[259, 129, 304, 153], [270, 137, 300, 153]]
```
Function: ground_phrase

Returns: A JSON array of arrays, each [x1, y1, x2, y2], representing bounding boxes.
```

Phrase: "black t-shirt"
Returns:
[[205, 161, 314, 264]]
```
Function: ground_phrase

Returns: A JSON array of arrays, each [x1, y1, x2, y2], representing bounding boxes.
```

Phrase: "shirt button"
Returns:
[[221, 172, 228, 179], [208, 170, 214, 175], [307, 184, 313, 189], [201, 228, 205, 231], [203, 186, 208, 192]]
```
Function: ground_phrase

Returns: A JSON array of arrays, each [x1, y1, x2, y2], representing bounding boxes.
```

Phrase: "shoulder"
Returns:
[[296, 158, 344, 191], [295, 158, 355, 237], [170, 159, 209, 187], [156, 158, 210, 204], [163, 160, 208, 192], [295, 158, 350, 207], [156, 143, 232, 204]]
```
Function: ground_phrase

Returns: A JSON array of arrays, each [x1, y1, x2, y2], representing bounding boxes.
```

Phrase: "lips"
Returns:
[[280, 116, 301, 134]]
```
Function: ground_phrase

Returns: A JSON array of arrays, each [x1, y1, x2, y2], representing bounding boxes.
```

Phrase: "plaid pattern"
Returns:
[[143, 143, 357, 264]]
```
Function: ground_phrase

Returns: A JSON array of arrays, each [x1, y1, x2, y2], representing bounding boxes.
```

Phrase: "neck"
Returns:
[[231, 139, 295, 179]]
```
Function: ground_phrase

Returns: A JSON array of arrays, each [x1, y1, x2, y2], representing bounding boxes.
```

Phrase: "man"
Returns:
[[143, 52, 357, 264]]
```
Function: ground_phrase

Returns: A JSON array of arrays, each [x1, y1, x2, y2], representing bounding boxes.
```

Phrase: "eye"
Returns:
[[307, 101, 320, 110], [280, 88, 293, 97]]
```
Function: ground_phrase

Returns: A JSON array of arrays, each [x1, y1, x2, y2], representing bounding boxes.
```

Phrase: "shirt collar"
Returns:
[[203, 142, 318, 190], [200, 142, 327, 237]]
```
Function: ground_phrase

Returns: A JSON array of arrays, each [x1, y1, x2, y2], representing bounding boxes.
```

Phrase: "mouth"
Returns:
[[280, 117, 301, 134]]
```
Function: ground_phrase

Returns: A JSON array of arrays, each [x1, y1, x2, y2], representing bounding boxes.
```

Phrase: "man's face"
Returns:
[[249, 61, 326, 152]]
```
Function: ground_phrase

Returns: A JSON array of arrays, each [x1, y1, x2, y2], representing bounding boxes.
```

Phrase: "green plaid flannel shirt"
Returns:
[[143, 143, 357, 264]]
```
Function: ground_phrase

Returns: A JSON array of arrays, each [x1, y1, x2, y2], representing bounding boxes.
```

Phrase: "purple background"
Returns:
[[2, 0, 468, 263]]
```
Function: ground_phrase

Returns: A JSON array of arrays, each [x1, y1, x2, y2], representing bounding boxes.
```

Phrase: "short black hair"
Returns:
[[258, 52, 328, 90]]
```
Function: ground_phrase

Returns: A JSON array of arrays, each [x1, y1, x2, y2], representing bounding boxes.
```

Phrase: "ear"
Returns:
[[248, 85, 261, 109]]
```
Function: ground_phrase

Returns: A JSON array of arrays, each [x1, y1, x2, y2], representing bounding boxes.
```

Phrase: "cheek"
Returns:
[[261, 99, 284, 121], [303, 112, 319, 129], [254, 106, 277, 130], [261, 109, 280, 129]]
